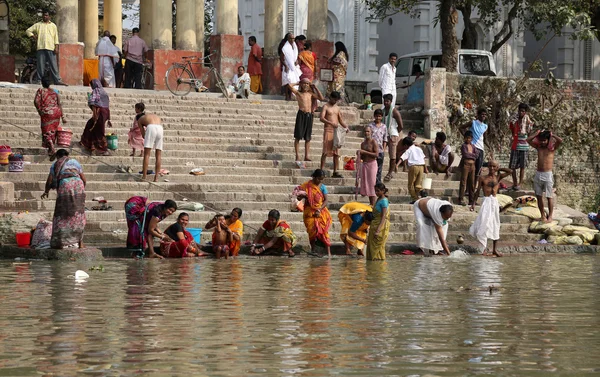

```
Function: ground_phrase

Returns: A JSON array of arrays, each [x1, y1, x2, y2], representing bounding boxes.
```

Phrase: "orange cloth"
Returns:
[[227, 219, 244, 256], [322, 126, 338, 157], [83, 59, 99, 86], [298, 51, 315, 79], [300, 180, 332, 246]]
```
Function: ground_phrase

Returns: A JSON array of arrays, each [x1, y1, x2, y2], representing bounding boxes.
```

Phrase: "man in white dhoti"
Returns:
[[279, 33, 301, 100], [413, 197, 454, 255], [227, 66, 251, 98], [95, 31, 119, 88], [470, 161, 512, 257]]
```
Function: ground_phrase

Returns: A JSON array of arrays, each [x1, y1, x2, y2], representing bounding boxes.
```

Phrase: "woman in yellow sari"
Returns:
[[366, 183, 390, 260], [327, 42, 349, 101], [338, 202, 373, 256], [299, 169, 333, 257], [298, 41, 316, 81]]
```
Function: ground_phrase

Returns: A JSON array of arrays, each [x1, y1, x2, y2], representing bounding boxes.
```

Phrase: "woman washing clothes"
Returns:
[[338, 202, 373, 256], [160, 212, 206, 257], [298, 169, 333, 257], [80, 79, 112, 156], [251, 209, 297, 257]]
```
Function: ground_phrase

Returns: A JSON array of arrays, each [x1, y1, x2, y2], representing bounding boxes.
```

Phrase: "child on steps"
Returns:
[[128, 102, 145, 157]]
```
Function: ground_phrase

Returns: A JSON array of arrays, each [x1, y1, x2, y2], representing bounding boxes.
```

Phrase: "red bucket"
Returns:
[[0, 145, 11, 166], [56, 130, 73, 147], [16, 232, 31, 247]]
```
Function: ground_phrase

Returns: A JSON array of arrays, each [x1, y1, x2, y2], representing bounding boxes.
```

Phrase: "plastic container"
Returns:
[[106, 134, 118, 150], [422, 177, 432, 190], [0, 146, 11, 166], [188, 228, 202, 244], [16, 232, 31, 247], [56, 129, 73, 147]]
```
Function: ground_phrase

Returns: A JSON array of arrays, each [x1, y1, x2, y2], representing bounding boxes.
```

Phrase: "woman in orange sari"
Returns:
[[205, 207, 244, 257], [34, 78, 66, 160], [298, 41, 317, 81], [299, 169, 332, 257]]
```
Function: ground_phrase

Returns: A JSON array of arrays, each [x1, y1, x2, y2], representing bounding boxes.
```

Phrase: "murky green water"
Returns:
[[1, 256, 599, 376]]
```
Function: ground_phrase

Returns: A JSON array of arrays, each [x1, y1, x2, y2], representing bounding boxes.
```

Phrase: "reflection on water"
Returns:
[[1, 256, 600, 376]]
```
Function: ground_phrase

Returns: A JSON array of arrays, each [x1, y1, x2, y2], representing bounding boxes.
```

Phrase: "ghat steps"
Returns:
[[0, 85, 542, 248]]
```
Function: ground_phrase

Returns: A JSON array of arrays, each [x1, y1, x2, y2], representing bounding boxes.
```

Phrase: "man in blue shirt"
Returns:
[[460, 107, 488, 177]]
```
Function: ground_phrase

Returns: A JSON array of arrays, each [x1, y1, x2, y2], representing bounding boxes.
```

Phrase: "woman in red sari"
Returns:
[[34, 78, 66, 160], [299, 169, 333, 257], [80, 79, 111, 155], [251, 209, 297, 257], [160, 212, 206, 258]]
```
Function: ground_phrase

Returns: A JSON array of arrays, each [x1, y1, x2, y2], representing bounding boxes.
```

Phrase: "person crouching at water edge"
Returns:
[[251, 209, 298, 257], [413, 197, 454, 256], [338, 202, 373, 256], [298, 169, 333, 257], [366, 183, 391, 261], [470, 161, 512, 257], [160, 212, 207, 258]]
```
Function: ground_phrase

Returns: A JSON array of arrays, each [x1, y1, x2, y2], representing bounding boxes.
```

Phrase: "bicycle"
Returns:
[[165, 53, 227, 97], [140, 62, 154, 90], [20, 57, 51, 84]]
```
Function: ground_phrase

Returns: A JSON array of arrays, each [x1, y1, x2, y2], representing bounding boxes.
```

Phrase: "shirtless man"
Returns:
[[211, 214, 231, 259], [288, 80, 324, 165], [138, 113, 164, 182], [527, 130, 563, 223], [414, 197, 454, 255], [358, 127, 379, 205], [470, 161, 512, 256], [427, 132, 455, 179], [319, 91, 348, 178]]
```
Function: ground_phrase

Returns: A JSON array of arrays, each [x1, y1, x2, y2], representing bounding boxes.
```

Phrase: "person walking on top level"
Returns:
[[95, 30, 120, 88], [379, 53, 398, 106], [26, 11, 67, 85], [124, 27, 148, 89]]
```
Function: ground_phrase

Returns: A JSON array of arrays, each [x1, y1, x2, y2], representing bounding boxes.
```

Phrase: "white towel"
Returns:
[[469, 196, 500, 251]]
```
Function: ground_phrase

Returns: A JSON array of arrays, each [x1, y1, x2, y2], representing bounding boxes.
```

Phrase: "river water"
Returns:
[[1, 256, 599, 376]]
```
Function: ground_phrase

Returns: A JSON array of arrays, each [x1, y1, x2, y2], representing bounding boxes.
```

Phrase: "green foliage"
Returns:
[[8, 0, 55, 57]]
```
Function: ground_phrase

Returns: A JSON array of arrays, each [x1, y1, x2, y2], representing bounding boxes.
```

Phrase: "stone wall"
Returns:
[[442, 72, 600, 212]]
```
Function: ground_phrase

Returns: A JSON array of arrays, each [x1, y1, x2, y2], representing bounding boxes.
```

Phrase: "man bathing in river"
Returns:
[[210, 214, 231, 259], [413, 197, 454, 256], [288, 80, 324, 166], [470, 161, 512, 257], [138, 113, 164, 182], [527, 130, 563, 223]]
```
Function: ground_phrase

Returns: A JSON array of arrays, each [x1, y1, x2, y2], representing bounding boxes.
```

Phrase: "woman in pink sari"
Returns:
[[34, 78, 66, 160]]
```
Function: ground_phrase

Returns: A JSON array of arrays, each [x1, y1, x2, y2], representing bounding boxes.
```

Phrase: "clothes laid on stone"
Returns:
[[294, 110, 313, 141], [95, 36, 120, 88], [128, 113, 145, 150], [258, 219, 297, 252], [366, 197, 390, 260], [49, 157, 86, 248], [125, 196, 168, 249], [360, 159, 377, 197], [34, 87, 62, 156], [300, 180, 332, 246], [281, 41, 300, 86], [469, 196, 500, 252], [81, 79, 110, 153], [339, 202, 372, 252], [414, 198, 451, 253]]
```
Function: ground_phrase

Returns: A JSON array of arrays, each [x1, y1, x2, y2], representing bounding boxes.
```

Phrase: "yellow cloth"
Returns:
[[228, 219, 244, 256], [26, 22, 59, 51], [83, 59, 100, 86], [338, 202, 372, 251], [366, 199, 390, 260], [250, 75, 262, 94]]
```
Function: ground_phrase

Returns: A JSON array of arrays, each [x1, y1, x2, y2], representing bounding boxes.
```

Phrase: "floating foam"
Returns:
[[449, 249, 471, 258]]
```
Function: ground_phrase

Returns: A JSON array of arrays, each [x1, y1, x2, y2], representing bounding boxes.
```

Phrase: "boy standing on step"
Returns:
[[319, 91, 348, 178], [395, 137, 428, 204], [138, 113, 164, 182], [288, 80, 324, 167], [527, 129, 563, 223]]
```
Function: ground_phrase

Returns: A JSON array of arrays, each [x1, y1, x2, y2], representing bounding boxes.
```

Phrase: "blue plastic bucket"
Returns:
[[188, 228, 202, 243]]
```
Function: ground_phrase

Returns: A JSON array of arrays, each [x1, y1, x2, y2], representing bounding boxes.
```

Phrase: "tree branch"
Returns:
[[490, 1, 521, 55]]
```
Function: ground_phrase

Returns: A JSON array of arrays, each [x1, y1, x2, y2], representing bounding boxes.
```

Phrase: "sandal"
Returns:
[[332, 172, 343, 178], [383, 173, 393, 182]]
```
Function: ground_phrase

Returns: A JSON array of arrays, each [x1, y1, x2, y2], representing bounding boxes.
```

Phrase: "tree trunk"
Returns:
[[593, 6, 600, 44], [458, 4, 478, 49], [440, 0, 459, 72]]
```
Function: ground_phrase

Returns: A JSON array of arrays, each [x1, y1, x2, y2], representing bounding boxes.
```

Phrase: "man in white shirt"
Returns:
[[228, 66, 251, 98], [396, 137, 429, 203], [379, 53, 398, 106], [95, 30, 119, 87]]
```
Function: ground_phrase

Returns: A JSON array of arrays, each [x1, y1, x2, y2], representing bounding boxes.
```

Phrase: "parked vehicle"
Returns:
[[367, 49, 497, 104], [20, 57, 37, 84]]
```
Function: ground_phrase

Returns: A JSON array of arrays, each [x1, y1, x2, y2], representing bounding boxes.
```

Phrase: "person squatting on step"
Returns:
[[527, 129, 563, 223], [413, 197, 454, 256], [319, 91, 348, 178], [470, 161, 512, 257], [288, 80, 324, 166], [138, 113, 164, 182]]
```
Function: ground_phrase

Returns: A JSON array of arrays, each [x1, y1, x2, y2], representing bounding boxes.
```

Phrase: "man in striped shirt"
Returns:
[[26, 11, 67, 85]]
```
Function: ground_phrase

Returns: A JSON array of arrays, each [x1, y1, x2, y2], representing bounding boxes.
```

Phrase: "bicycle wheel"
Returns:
[[29, 68, 37, 84], [142, 70, 154, 90], [212, 69, 228, 97], [166, 64, 194, 96]]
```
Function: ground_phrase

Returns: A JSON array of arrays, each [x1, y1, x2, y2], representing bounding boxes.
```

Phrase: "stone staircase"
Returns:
[[0, 85, 541, 248]]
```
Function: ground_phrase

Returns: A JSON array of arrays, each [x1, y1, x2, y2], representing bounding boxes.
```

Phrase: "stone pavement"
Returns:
[[0, 85, 545, 248]]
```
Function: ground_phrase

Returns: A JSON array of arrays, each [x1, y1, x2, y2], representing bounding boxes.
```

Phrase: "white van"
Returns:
[[367, 49, 497, 104]]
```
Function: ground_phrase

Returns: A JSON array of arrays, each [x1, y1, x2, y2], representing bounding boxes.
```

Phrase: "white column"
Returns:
[[263, 0, 283, 57], [82, 0, 99, 59], [216, 0, 238, 35], [176, 0, 197, 50], [152, 0, 173, 49], [56, 0, 79, 43], [196, 0, 205, 53], [306, 0, 327, 40], [139, 0, 153, 47], [103, 0, 123, 47]]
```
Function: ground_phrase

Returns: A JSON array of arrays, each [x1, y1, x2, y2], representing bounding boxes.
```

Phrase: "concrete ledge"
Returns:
[[0, 245, 104, 261]]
